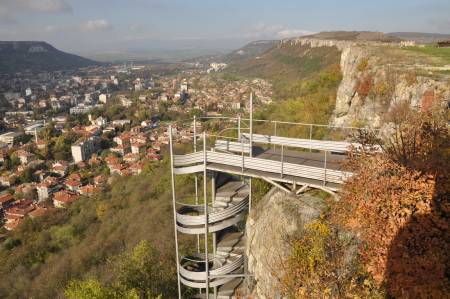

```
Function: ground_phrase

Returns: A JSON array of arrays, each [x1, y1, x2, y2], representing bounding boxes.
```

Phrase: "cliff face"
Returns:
[[246, 188, 360, 298], [287, 37, 450, 128], [245, 188, 328, 298], [332, 46, 450, 127]]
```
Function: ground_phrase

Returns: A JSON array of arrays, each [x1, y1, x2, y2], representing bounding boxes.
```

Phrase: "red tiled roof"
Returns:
[[4, 218, 22, 230], [67, 173, 82, 181], [0, 193, 14, 204], [53, 190, 79, 204], [38, 176, 59, 188], [15, 150, 34, 157], [94, 175, 106, 184], [65, 179, 81, 188], [29, 206, 49, 218], [131, 142, 145, 148], [79, 184, 102, 196]]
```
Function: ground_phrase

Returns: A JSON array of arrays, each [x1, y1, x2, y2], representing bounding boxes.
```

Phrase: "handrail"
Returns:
[[173, 150, 351, 185]]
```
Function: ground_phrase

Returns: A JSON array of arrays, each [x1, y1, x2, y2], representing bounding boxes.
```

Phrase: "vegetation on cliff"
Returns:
[[280, 105, 449, 298], [0, 159, 191, 298], [334, 106, 449, 298]]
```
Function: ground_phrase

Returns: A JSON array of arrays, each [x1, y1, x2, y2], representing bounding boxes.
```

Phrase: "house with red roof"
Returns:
[[93, 175, 106, 186], [123, 153, 140, 163], [105, 155, 120, 166], [37, 176, 60, 202], [146, 152, 163, 161], [52, 161, 69, 177], [109, 163, 127, 176], [110, 144, 130, 156], [16, 150, 36, 165], [53, 190, 80, 208], [67, 173, 82, 182], [113, 132, 132, 146], [65, 179, 82, 192], [131, 142, 145, 154], [128, 162, 145, 175], [79, 184, 102, 197], [4, 200, 35, 230], [29, 206, 50, 218], [35, 139, 47, 150], [0, 193, 15, 209]]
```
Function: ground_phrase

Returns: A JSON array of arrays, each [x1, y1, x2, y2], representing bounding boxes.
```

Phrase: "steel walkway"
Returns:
[[169, 112, 365, 298]]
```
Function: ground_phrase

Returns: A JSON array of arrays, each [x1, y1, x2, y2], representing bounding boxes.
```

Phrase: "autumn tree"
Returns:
[[334, 105, 449, 298]]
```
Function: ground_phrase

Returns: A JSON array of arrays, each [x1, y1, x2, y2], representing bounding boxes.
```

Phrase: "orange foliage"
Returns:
[[356, 76, 373, 98], [334, 110, 449, 298]]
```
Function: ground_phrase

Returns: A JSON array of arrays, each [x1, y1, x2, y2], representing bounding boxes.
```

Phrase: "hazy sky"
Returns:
[[0, 0, 449, 54]]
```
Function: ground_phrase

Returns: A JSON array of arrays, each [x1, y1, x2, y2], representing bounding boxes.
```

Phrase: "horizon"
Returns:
[[1, 0, 450, 59]]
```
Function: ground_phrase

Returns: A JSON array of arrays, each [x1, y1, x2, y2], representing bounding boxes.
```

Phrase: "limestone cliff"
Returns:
[[285, 37, 450, 128], [245, 188, 328, 299], [245, 188, 361, 298]]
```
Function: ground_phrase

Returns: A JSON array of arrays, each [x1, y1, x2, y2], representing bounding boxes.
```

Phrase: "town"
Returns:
[[0, 62, 273, 233]]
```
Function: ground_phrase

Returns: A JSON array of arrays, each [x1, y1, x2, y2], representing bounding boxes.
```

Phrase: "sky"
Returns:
[[0, 0, 449, 56]]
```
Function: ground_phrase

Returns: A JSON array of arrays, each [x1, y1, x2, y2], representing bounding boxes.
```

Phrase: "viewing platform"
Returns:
[[169, 109, 374, 298]]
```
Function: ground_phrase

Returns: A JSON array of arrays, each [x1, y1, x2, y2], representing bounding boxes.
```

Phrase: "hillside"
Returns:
[[0, 41, 100, 74], [224, 32, 450, 129], [0, 159, 193, 298], [388, 32, 450, 44], [222, 40, 279, 63], [305, 31, 401, 42]]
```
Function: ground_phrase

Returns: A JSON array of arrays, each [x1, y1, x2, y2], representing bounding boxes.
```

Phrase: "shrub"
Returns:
[[281, 220, 384, 298], [357, 58, 369, 72], [334, 109, 449, 298], [356, 76, 373, 98]]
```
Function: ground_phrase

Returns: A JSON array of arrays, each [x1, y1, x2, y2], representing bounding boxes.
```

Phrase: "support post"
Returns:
[[273, 121, 277, 150], [241, 141, 244, 173], [211, 175, 216, 255], [323, 151, 327, 187], [193, 115, 197, 152], [249, 93, 253, 158], [249, 177, 252, 213], [238, 115, 241, 141], [203, 132, 209, 298], [169, 125, 182, 299], [309, 124, 313, 152], [211, 174, 217, 299], [193, 116, 200, 255], [280, 144, 284, 178]]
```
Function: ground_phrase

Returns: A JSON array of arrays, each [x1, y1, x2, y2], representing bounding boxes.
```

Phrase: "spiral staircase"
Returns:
[[176, 181, 249, 298]]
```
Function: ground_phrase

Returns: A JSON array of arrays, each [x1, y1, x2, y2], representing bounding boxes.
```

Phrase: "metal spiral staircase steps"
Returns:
[[191, 278, 244, 299], [179, 234, 245, 290], [176, 183, 249, 235], [178, 181, 248, 296]]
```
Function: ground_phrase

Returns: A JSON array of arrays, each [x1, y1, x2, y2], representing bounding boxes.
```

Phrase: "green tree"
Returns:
[[65, 279, 139, 299], [115, 241, 172, 298]]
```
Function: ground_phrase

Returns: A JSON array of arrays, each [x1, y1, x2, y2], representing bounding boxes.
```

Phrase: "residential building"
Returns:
[[99, 93, 107, 104], [53, 190, 79, 208], [71, 137, 99, 163], [0, 193, 15, 210], [37, 177, 60, 202], [16, 150, 36, 165], [0, 131, 22, 145]]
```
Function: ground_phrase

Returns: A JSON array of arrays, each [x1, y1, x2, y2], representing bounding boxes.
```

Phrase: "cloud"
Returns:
[[44, 25, 59, 33], [129, 23, 143, 31], [245, 22, 313, 39], [0, 0, 71, 23], [15, 0, 72, 13], [80, 19, 112, 32]]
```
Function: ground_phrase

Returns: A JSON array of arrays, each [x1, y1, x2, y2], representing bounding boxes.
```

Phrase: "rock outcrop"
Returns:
[[285, 37, 450, 128], [331, 47, 450, 128], [245, 188, 328, 299]]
